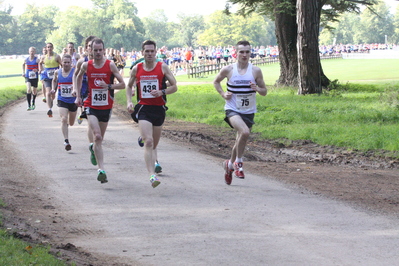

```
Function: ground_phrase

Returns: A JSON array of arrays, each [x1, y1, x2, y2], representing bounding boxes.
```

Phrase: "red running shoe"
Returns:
[[233, 162, 245, 179], [223, 160, 233, 185]]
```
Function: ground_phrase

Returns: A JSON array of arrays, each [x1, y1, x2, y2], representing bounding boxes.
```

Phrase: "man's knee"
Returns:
[[94, 133, 103, 142], [144, 137, 154, 148]]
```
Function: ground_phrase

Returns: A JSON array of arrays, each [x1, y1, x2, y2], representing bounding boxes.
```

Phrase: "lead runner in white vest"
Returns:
[[213, 40, 267, 186]]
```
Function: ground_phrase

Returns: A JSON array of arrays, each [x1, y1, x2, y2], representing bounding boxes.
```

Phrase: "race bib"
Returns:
[[140, 79, 159, 98], [236, 93, 256, 111], [28, 71, 36, 79], [47, 69, 55, 79], [91, 89, 108, 106], [60, 84, 73, 98]]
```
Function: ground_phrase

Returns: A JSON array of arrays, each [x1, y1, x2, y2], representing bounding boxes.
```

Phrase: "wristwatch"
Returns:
[[162, 89, 166, 95], [108, 84, 112, 89]]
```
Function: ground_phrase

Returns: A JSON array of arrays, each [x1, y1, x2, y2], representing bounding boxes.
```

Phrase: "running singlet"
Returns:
[[136, 61, 167, 106], [84, 59, 114, 110], [25, 56, 38, 79], [225, 63, 257, 114], [57, 68, 76, 104], [44, 53, 60, 80], [81, 56, 89, 98]]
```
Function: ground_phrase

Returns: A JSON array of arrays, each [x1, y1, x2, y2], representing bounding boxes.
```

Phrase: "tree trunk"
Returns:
[[274, 0, 298, 87], [297, 0, 325, 94]]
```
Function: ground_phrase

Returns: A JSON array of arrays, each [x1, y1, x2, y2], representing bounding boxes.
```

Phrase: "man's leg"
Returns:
[[139, 120, 156, 175], [87, 115, 108, 171], [41, 81, 47, 102], [46, 86, 53, 109], [31, 86, 37, 109], [59, 107, 71, 150], [152, 125, 163, 173], [68, 109, 77, 127], [26, 82, 32, 110], [227, 115, 250, 179], [228, 115, 250, 162]]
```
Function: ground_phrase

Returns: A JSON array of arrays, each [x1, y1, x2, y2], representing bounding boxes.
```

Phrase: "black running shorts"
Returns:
[[137, 105, 166, 127], [85, 107, 112, 123], [224, 109, 255, 129], [25, 78, 38, 88], [57, 100, 78, 112]]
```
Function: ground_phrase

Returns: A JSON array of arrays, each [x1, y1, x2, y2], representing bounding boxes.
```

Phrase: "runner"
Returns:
[[74, 35, 96, 125], [52, 54, 77, 151], [126, 40, 178, 188], [66, 42, 80, 67], [39, 42, 62, 118], [213, 40, 267, 185], [40, 46, 47, 103], [22, 47, 39, 111], [74, 38, 125, 184]]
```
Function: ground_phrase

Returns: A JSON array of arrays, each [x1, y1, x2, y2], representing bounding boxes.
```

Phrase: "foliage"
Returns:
[[142, 10, 172, 47], [175, 14, 206, 47], [197, 11, 276, 46], [16, 5, 59, 53], [393, 4, 399, 43], [356, 1, 394, 44], [0, 5, 17, 55]]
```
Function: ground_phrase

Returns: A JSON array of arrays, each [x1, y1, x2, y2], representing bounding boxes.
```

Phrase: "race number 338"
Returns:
[[140, 79, 159, 98], [92, 89, 108, 106]]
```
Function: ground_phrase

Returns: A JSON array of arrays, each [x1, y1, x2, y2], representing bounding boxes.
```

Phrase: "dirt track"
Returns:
[[1, 98, 399, 265]]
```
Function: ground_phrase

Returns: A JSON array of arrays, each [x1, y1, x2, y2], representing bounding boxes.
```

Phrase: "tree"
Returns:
[[197, 10, 275, 47], [175, 14, 205, 47], [228, 0, 377, 94], [319, 12, 361, 45], [16, 5, 59, 53], [142, 9, 171, 47], [47, 6, 98, 53], [392, 4, 399, 43], [356, 0, 394, 44], [297, 0, 322, 94], [0, 4, 16, 55], [92, 0, 145, 50]]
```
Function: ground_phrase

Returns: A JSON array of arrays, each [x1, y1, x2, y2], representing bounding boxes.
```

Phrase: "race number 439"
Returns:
[[92, 89, 108, 106]]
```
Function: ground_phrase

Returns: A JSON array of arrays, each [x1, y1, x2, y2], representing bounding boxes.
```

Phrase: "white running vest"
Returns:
[[225, 63, 257, 114]]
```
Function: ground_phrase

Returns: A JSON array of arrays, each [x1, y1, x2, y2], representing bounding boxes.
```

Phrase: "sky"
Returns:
[[3, 0, 230, 21]]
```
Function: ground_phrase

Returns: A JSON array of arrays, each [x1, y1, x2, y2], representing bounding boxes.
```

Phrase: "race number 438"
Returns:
[[140, 79, 159, 98]]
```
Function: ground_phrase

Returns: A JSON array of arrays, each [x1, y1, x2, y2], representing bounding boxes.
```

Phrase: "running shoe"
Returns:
[[223, 160, 234, 185], [77, 117, 83, 124], [138, 136, 144, 147], [27, 106, 32, 111], [97, 169, 108, 183], [155, 161, 162, 173], [89, 143, 97, 165], [47, 109, 53, 117], [64, 142, 72, 151], [80, 111, 87, 119], [150, 174, 160, 188], [42, 97, 46, 103], [31, 104, 35, 110], [233, 162, 245, 179]]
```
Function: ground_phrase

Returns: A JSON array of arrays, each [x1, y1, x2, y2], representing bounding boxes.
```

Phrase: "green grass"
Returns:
[[0, 230, 68, 265], [127, 58, 399, 154]]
